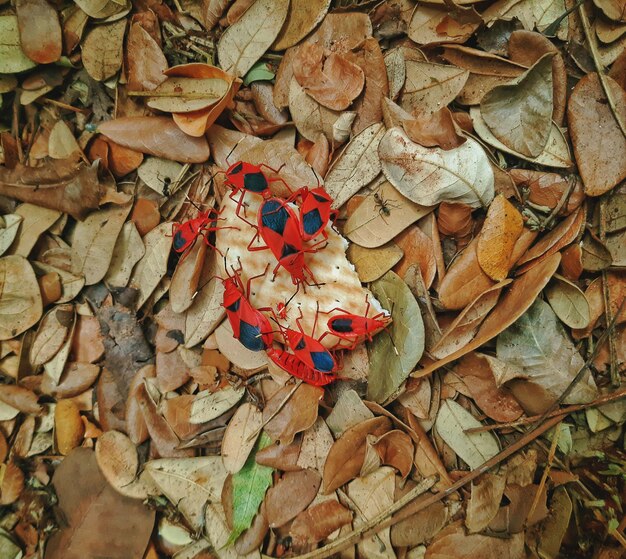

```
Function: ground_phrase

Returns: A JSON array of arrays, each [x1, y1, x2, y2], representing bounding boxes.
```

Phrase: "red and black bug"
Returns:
[[266, 347, 337, 387], [223, 161, 292, 222], [289, 186, 338, 242], [220, 261, 274, 352], [249, 197, 325, 287], [318, 296, 397, 353], [171, 209, 221, 253]]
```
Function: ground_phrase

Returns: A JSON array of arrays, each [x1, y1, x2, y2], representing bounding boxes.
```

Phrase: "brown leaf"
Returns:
[[437, 202, 474, 239], [82, 20, 126, 82], [403, 108, 466, 150], [322, 416, 391, 494], [294, 43, 365, 111], [125, 364, 155, 445], [560, 244, 583, 281], [202, 0, 229, 29], [256, 436, 302, 471], [55, 399, 85, 455], [0, 460, 25, 505], [16, 0, 62, 64], [416, 252, 560, 378], [477, 194, 524, 281], [508, 30, 567, 125], [0, 384, 42, 414], [98, 117, 210, 163], [393, 225, 437, 288], [438, 238, 495, 310], [568, 73, 626, 196], [509, 169, 584, 216], [263, 383, 323, 445], [371, 430, 414, 478], [126, 23, 168, 91], [95, 430, 139, 493], [0, 160, 104, 221], [71, 314, 105, 364], [45, 448, 155, 559], [290, 500, 353, 552], [272, 0, 330, 50], [96, 368, 127, 433], [41, 362, 101, 398], [391, 497, 447, 547], [265, 469, 321, 528], [454, 353, 524, 422], [156, 348, 190, 393], [221, 402, 262, 474]]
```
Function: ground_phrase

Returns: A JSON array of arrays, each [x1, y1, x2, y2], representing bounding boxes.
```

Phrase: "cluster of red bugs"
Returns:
[[171, 159, 393, 387]]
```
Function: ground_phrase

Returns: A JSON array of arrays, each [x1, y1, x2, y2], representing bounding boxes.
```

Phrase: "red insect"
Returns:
[[318, 296, 397, 353], [219, 261, 274, 352], [266, 347, 337, 387], [289, 186, 338, 242], [171, 209, 222, 254], [249, 197, 325, 287], [223, 161, 292, 221]]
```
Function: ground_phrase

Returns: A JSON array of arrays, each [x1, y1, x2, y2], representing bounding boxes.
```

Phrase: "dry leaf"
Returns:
[[272, 0, 330, 50], [126, 23, 168, 91], [322, 416, 391, 494], [567, 72, 626, 196], [290, 500, 353, 551], [54, 399, 84, 455], [16, 0, 62, 64], [324, 122, 385, 209], [477, 194, 524, 281], [265, 469, 321, 528], [347, 242, 403, 283], [82, 19, 126, 81], [379, 127, 494, 208], [480, 54, 554, 158], [71, 201, 132, 285], [217, 0, 289, 77], [46, 448, 155, 559], [98, 117, 210, 164], [293, 43, 365, 111], [0, 256, 43, 340], [95, 430, 139, 494], [222, 402, 263, 474], [403, 107, 467, 150]]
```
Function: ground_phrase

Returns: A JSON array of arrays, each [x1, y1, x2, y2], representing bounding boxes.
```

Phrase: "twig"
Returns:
[[465, 387, 626, 433], [527, 421, 560, 524], [578, 3, 626, 139]]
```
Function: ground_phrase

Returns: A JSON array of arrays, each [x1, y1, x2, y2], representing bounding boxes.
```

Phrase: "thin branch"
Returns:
[[578, 3, 626, 139]]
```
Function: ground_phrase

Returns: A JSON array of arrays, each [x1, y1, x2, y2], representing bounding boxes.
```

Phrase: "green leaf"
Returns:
[[367, 271, 424, 403], [243, 61, 275, 87], [0, 16, 37, 74], [435, 399, 499, 470], [496, 298, 597, 408], [227, 432, 273, 546], [480, 54, 553, 157]]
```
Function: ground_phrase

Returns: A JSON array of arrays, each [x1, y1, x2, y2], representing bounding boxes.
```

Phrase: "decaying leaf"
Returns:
[[217, 0, 289, 78], [368, 271, 424, 403], [379, 128, 495, 208], [82, 19, 126, 81], [222, 402, 263, 474], [480, 55, 554, 158], [545, 274, 591, 329], [567, 73, 626, 196], [46, 448, 155, 559], [272, 0, 330, 50]]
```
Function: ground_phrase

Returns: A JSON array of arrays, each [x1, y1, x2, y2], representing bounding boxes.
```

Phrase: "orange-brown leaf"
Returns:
[[290, 500, 353, 552], [477, 194, 524, 281], [402, 108, 466, 150]]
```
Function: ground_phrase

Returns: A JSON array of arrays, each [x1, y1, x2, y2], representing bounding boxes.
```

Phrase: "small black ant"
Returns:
[[373, 190, 400, 221]]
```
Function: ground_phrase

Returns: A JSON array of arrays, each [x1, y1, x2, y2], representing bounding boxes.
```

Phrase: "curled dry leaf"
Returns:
[[263, 383, 323, 445], [379, 127, 494, 209], [98, 117, 210, 164], [0, 461, 25, 505], [322, 416, 391, 494], [289, 499, 353, 552], [0, 160, 104, 221], [437, 201, 473, 239], [217, 0, 289, 77], [480, 54, 554, 158], [567, 72, 626, 196], [324, 122, 385, 209], [222, 402, 263, 474], [293, 43, 365, 111], [435, 399, 499, 469], [190, 384, 244, 424], [0, 256, 43, 341], [54, 399, 85, 455], [402, 107, 467, 150], [105, 221, 145, 288], [393, 225, 437, 288], [46, 448, 155, 559], [41, 362, 101, 398], [71, 201, 132, 285], [344, 181, 431, 249], [477, 194, 524, 281], [509, 169, 584, 216], [0, 384, 42, 414], [371, 430, 414, 478], [30, 304, 73, 367], [265, 469, 321, 528], [82, 19, 126, 81]]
